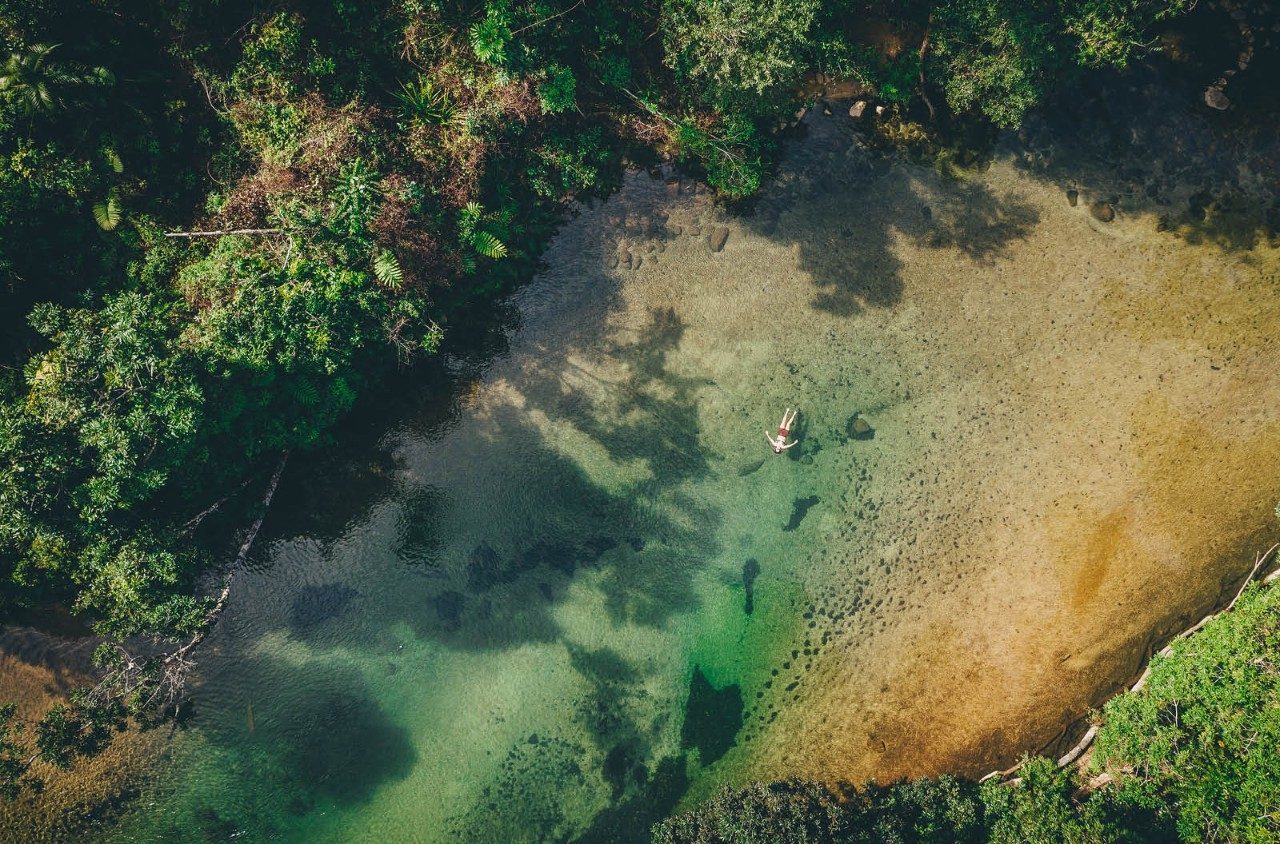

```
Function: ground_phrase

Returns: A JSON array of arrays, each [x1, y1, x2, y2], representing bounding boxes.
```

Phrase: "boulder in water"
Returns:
[[1205, 86, 1230, 110], [1090, 201, 1115, 223], [1066, 189, 1078, 207], [849, 100, 867, 119], [466, 543, 504, 590], [848, 415, 874, 440], [708, 226, 729, 253]]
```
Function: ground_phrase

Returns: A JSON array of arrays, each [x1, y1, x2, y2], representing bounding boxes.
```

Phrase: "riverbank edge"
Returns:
[[654, 533, 1280, 841]]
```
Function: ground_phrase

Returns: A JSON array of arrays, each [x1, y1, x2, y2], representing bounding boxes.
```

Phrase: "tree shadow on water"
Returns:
[[443, 643, 695, 843], [739, 109, 1040, 317], [176, 653, 417, 838], [386, 301, 724, 648], [542, 305, 716, 489], [1010, 48, 1280, 254]]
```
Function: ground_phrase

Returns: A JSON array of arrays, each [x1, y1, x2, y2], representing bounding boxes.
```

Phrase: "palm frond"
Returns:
[[394, 77, 454, 125], [471, 231, 507, 260], [373, 250, 404, 288], [102, 146, 123, 173], [92, 189, 122, 231]]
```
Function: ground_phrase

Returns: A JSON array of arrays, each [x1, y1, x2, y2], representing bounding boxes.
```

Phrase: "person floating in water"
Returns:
[[767, 408, 799, 453]]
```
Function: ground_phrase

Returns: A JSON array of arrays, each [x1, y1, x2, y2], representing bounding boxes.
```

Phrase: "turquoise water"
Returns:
[[75, 88, 1280, 842], [101, 169, 844, 843]]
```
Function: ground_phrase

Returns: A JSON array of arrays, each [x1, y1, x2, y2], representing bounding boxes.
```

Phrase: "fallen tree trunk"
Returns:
[[88, 452, 290, 717], [917, 17, 937, 121], [163, 227, 283, 238]]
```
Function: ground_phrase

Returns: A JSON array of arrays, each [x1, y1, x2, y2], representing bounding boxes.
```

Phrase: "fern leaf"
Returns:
[[92, 189, 121, 230], [102, 146, 123, 173], [471, 231, 507, 260], [373, 250, 404, 288]]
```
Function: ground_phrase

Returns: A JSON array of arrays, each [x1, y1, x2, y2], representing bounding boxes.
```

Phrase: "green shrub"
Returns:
[[1094, 582, 1280, 843]]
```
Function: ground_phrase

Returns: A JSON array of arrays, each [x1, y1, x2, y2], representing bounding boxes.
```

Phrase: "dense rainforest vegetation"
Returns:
[[0, 0, 1275, 836]]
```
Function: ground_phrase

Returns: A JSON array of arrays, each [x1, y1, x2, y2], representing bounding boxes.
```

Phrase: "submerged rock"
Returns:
[[681, 666, 743, 765], [290, 583, 359, 631], [1066, 189, 1078, 207], [1090, 201, 1115, 223], [1204, 86, 1230, 110], [433, 590, 466, 631], [849, 100, 867, 119], [847, 414, 874, 440], [708, 226, 729, 253], [466, 542, 503, 590]]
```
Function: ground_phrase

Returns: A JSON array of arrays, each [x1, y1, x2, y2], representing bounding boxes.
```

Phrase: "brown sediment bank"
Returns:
[[0, 628, 162, 843], [661, 107, 1280, 789]]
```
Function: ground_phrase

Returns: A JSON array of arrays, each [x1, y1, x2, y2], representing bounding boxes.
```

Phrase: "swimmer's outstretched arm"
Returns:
[[765, 430, 776, 445], [781, 440, 799, 450]]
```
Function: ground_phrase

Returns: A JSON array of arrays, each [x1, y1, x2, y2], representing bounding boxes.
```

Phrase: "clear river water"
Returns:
[[6, 68, 1280, 843]]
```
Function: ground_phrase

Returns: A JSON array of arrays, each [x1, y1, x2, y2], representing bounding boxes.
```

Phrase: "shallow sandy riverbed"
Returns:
[[612, 107, 1280, 789], [7, 98, 1280, 842]]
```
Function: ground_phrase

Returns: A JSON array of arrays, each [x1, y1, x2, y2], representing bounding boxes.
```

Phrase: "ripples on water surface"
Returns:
[[85, 77, 1280, 842]]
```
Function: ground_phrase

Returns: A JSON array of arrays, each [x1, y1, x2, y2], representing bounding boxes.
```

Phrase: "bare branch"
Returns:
[[163, 227, 283, 238]]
